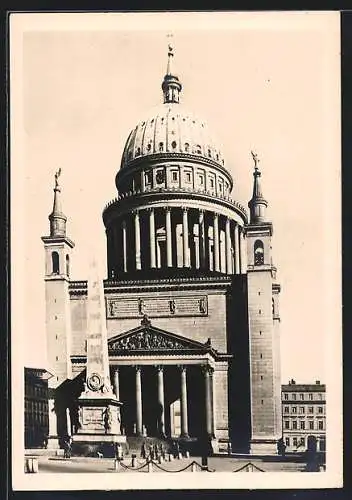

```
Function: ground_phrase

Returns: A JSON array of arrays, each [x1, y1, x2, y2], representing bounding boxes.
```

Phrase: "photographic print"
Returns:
[[10, 11, 342, 490]]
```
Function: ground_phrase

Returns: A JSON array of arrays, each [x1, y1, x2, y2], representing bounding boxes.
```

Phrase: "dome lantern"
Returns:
[[161, 44, 182, 104]]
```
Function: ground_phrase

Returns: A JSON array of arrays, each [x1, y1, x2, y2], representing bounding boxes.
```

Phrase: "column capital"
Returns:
[[177, 364, 187, 372], [201, 364, 214, 375], [155, 365, 164, 372], [133, 365, 142, 372], [213, 212, 219, 219], [146, 207, 154, 213], [165, 206, 172, 213], [182, 206, 189, 213], [132, 209, 140, 216]]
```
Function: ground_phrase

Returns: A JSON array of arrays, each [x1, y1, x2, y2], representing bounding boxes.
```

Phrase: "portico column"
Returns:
[[122, 220, 127, 273], [66, 407, 72, 436], [166, 208, 172, 267], [113, 367, 120, 400], [180, 366, 189, 437], [149, 208, 156, 268], [182, 207, 190, 267], [47, 399, 59, 449], [234, 223, 240, 274], [199, 210, 206, 269], [213, 213, 220, 272], [135, 366, 143, 436], [134, 210, 142, 270], [203, 366, 213, 437], [157, 366, 166, 437], [225, 218, 232, 274], [240, 228, 247, 274]]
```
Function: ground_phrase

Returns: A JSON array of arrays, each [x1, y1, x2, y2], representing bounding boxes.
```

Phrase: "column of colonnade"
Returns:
[[108, 207, 247, 276], [111, 365, 214, 439]]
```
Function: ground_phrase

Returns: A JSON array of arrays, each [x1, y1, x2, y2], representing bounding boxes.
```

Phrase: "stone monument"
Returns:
[[72, 257, 125, 455]]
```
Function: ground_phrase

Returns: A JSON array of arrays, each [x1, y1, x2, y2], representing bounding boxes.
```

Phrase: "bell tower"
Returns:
[[245, 152, 282, 454], [41, 169, 75, 447]]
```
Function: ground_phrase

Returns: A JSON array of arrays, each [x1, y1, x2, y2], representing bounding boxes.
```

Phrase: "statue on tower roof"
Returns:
[[251, 151, 260, 170], [54, 167, 62, 188]]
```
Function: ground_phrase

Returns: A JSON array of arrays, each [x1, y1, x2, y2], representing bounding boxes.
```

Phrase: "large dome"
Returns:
[[120, 103, 226, 171]]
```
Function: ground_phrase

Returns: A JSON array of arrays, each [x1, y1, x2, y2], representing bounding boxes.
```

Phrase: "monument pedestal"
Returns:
[[250, 437, 279, 455], [72, 390, 126, 457]]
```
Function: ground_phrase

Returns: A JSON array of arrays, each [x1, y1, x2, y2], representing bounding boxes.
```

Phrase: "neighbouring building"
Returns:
[[282, 379, 326, 453], [41, 45, 282, 454], [24, 367, 52, 449]]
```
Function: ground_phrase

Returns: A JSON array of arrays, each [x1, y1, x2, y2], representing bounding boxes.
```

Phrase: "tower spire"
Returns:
[[49, 168, 67, 237], [162, 40, 182, 104], [248, 151, 268, 224]]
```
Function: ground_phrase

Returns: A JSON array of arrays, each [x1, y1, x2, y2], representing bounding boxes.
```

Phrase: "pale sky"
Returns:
[[11, 12, 341, 385]]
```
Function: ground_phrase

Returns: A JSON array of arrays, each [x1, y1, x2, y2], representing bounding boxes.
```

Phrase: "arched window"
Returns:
[[66, 254, 70, 277], [254, 240, 264, 266], [52, 251, 59, 274]]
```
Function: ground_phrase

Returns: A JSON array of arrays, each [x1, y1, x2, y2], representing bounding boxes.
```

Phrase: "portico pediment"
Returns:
[[108, 317, 213, 355]]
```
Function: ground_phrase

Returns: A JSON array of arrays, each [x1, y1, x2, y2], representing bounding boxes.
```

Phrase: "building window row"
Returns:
[[284, 405, 324, 414], [283, 392, 324, 401], [284, 419, 324, 431]]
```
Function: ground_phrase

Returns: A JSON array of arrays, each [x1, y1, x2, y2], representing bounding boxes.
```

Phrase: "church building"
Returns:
[[41, 45, 282, 455]]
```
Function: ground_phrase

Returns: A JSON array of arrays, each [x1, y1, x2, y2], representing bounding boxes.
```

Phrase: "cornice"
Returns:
[[69, 275, 233, 296]]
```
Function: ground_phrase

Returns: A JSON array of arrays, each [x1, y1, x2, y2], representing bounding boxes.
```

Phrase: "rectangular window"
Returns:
[[318, 406, 323, 414], [292, 393, 297, 400], [209, 178, 214, 188], [300, 393, 304, 400], [309, 393, 313, 400], [284, 393, 288, 400], [318, 420, 324, 430], [293, 437, 298, 447], [299, 406, 305, 414], [308, 406, 314, 414], [300, 437, 305, 446], [292, 406, 297, 413], [145, 170, 152, 184], [300, 421, 305, 430], [219, 183, 223, 192], [172, 171, 178, 182], [284, 406, 289, 413], [292, 420, 297, 429], [318, 393, 323, 400], [199, 175, 204, 185], [309, 420, 314, 430], [285, 437, 290, 447], [284, 420, 289, 429], [185, 172, 191, 183]]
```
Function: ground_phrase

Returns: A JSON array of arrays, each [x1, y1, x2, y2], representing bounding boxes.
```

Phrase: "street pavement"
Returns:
[[34, 455, 307, 474]]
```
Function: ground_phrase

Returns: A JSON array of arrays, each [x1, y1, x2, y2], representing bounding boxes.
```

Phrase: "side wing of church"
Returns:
[[41, 45, 282, 455]]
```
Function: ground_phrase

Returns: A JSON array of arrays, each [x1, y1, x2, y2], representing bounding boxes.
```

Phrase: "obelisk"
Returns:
[[72, 257, 125, 455]]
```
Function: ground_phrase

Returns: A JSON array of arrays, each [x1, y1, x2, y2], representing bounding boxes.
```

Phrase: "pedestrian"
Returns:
[[174, 440, 179, 458], [141, 441, 146, 459]]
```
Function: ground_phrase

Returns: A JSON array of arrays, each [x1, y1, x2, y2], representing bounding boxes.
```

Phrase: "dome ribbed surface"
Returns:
[[120, 103, 225, 170]]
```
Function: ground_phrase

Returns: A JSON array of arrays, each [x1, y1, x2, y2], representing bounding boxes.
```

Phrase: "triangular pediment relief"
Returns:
[[108, 320, 213, 354]]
